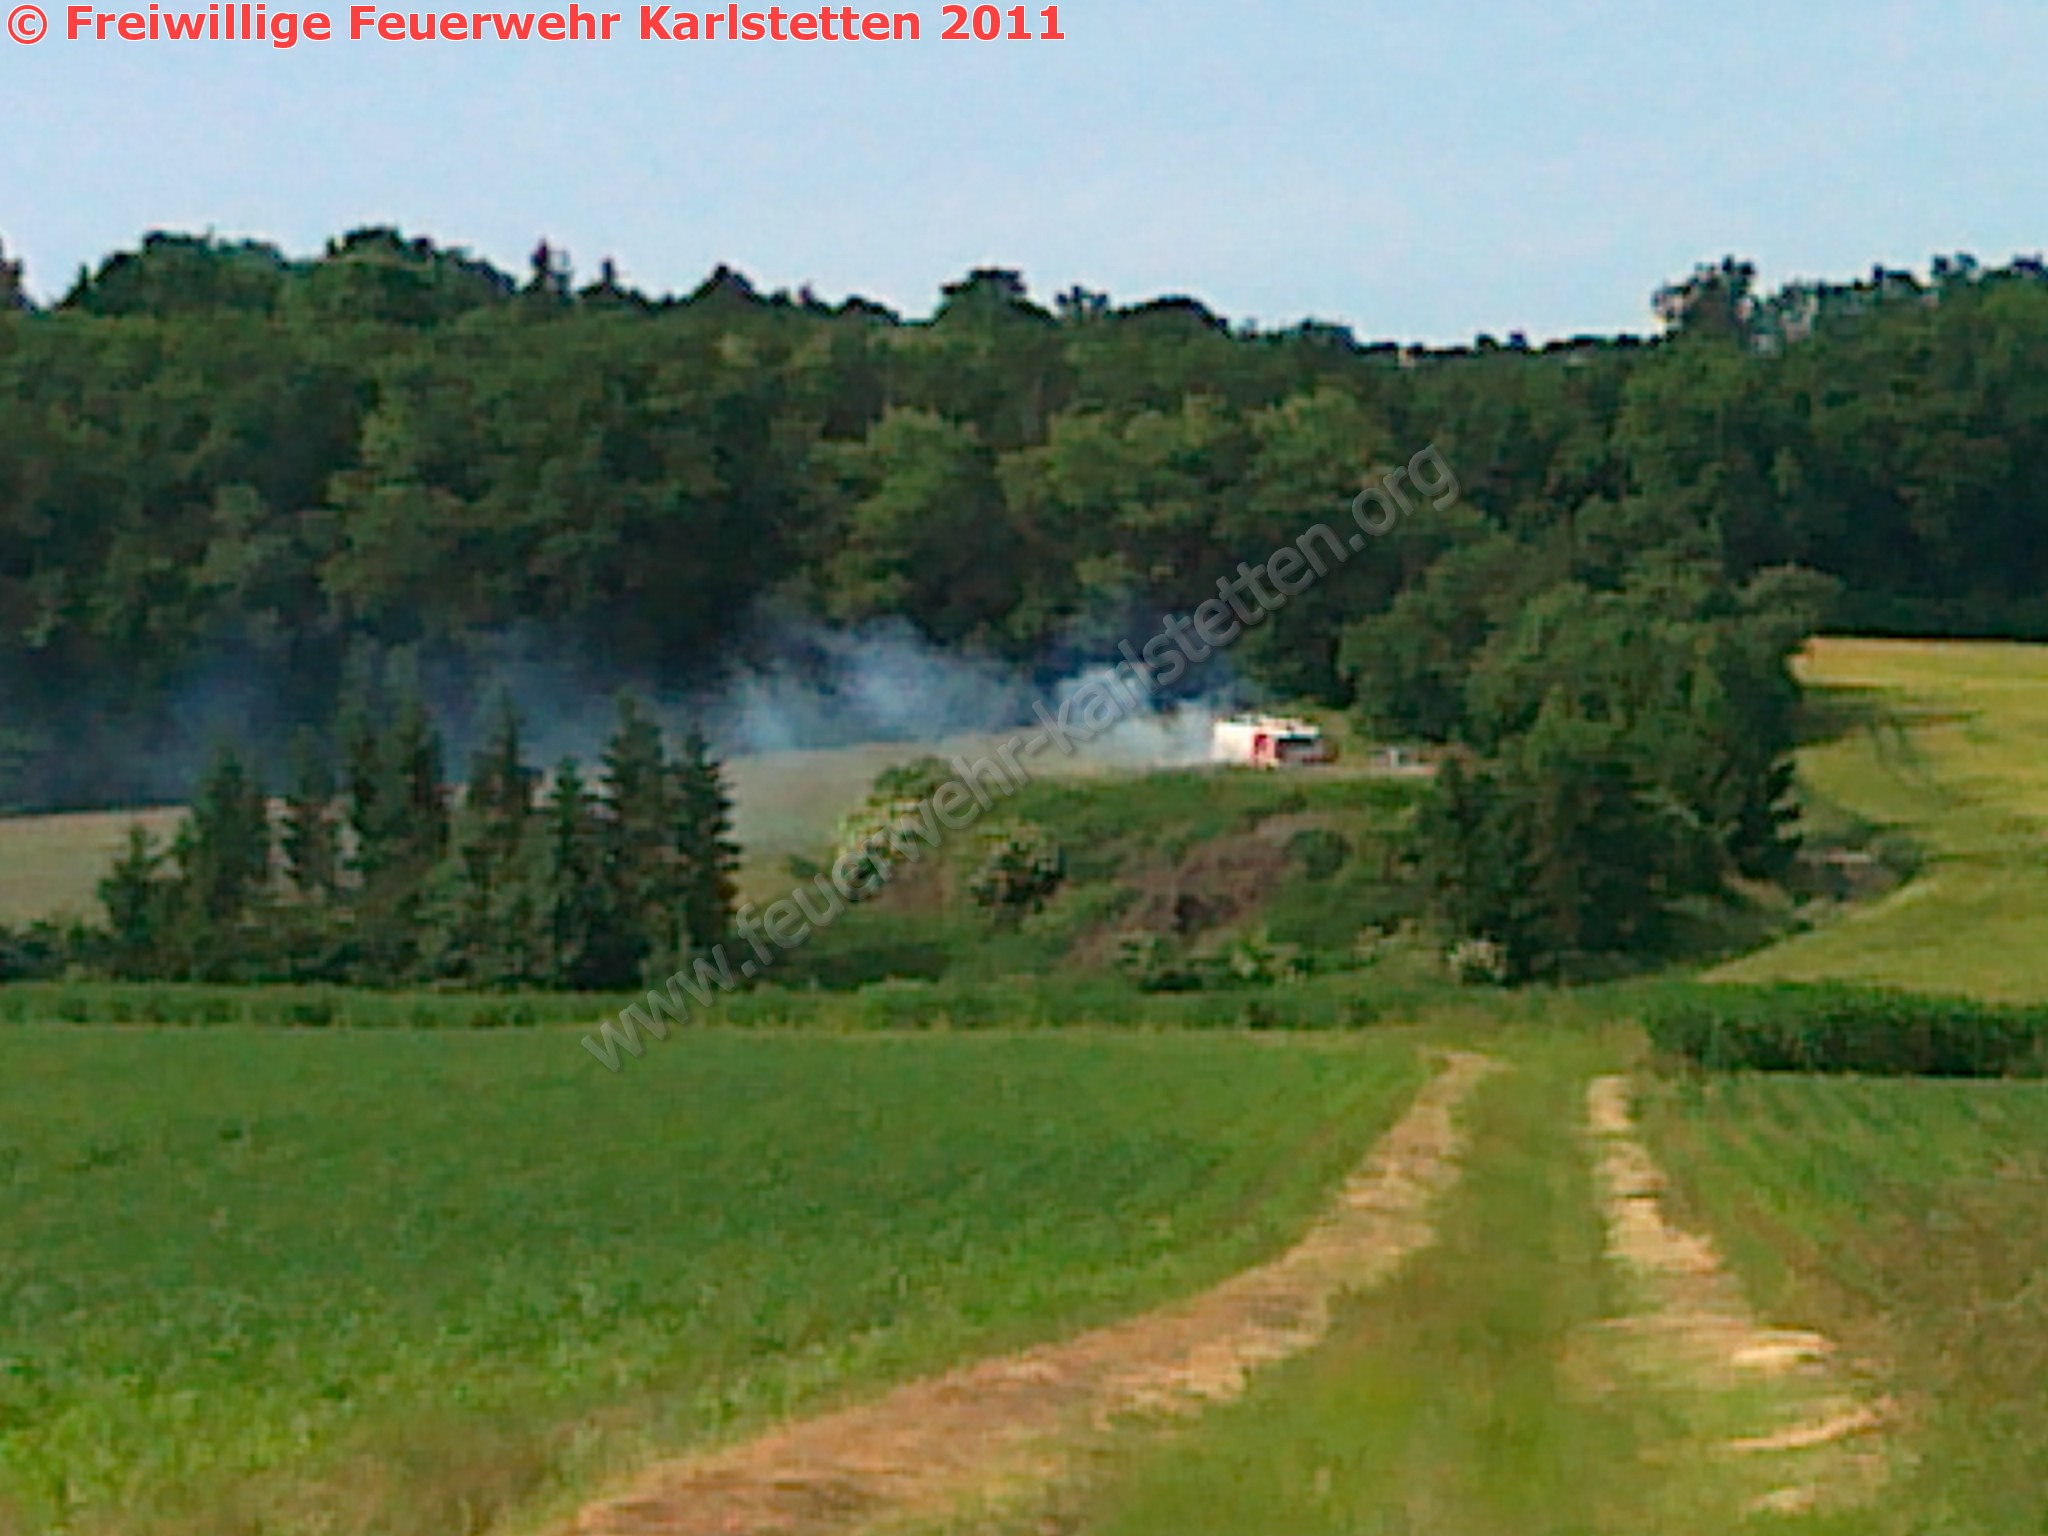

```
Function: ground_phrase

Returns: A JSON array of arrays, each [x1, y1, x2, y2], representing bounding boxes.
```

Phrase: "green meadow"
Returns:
[[0, 1029, 1422, 1536], [1714, 638, 2048, 1000], [8, 641, 2048, 1534]]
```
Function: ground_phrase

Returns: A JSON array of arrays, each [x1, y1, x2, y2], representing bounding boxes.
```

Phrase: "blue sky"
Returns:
[[5, 0, 2048, 340]]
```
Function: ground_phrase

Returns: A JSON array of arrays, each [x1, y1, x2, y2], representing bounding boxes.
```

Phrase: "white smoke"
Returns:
[[708, 620, 1030, 755], [703, 620, 1236, 770], [1040, 666, 1223, 768]]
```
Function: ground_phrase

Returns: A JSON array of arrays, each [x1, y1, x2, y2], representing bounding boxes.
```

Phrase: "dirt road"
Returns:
[[568, 1051, 1498, 1536]]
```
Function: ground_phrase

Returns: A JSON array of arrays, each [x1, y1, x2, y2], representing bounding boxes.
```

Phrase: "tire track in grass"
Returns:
[[1586, 1076, 1892, 1518], [566, 1051, 1497, 1536]]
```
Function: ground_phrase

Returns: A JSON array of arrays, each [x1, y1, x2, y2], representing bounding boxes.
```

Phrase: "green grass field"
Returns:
[[1002, 1032, 1680, 1536], [927, 640, 2048, 1535], [9, 639, 2048, 1536], [1640, 1072, 2048, 1535], [1713, 637, 2048, 1000], [0, 1029, 1424, 1536]]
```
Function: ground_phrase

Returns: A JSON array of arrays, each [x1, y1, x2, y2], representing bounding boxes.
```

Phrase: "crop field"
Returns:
[[1639, 1073, 2048, 1535], [1713, 637, 2048, 1000], [0, 1028, 1424, 1536], [0, 807, 185, 928], [945, 1042, 2048, 1536], [987, 1033, 1680, 1536]]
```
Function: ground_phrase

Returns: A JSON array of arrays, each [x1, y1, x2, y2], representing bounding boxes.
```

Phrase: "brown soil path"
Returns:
[[1586, 1075, 1892, 1516], [567, 1050, 1498, 1536]]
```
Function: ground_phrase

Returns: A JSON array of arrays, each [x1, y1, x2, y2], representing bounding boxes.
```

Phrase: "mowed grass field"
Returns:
[[1640, 1073, 2048, 1535], [1713, 637, 2048, 999], [0, 807, 185, 928], [0, 1028, 1424, 1536]]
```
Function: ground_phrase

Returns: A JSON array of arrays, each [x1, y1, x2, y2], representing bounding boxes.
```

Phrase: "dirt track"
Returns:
[[1586, 1075, 1891, 1516], [568, 1050, 1497, 1536]]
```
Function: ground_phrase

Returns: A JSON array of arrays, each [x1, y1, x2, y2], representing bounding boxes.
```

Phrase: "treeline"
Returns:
[[7, 233, 2048, 809], [60, 672, 740, 988]]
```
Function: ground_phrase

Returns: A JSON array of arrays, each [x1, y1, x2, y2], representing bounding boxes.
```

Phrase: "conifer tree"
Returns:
[[672, 726, 740, 958], [179, 745, 272, 925], [387, 686, 450, 871], [282, 726, 338, 901], [439, 692, 538, 984], [339, 682, 390, 884], [98, 825, 171, 978], [541, 758, 626, 989], [601, 692, 675, 971]]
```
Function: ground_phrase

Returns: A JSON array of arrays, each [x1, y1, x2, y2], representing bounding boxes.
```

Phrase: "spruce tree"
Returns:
[[467, 691, 533, 871], [338, 661, 448, 983], [600, 692, 674, 972], [441, 692, 537, 984], [98, 825, 170, 979], [340, 687, 389, 884], [672, 725, 740, 958], [541, 758, 623, 989], [166, 744, 273, 976], [282, 726, 338, 901], [387, 686, 450, 871], [180, 745, 272, 924]]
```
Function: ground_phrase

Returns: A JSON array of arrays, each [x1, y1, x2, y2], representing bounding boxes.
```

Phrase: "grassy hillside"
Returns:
[[1713, 637, 2048, 999], [777, 763, 1424, 993], [937, 642, 2048, 1536], [1622, 640, 2048, 1532], [0, 1028, 1423, 1536]]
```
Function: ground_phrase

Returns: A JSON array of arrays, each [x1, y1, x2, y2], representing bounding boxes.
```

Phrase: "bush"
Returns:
[[1284, 828, 1352, 882], [1447, 938, 1510, 987], [1644, 984, 2048, 1078], [966, 821, 1065, 920]]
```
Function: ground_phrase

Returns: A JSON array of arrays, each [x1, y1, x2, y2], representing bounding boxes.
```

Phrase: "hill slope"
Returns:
[[1712, 637, 2048, 1000]]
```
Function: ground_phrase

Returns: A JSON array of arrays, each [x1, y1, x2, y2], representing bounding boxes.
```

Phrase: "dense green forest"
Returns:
[[3, 231, 2042, 987], [3, 233, 2046, 815]]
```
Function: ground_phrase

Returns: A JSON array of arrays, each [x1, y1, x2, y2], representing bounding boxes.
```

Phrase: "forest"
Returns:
[[2, 232, 2042, 984], [3, 235, 2045, 806]]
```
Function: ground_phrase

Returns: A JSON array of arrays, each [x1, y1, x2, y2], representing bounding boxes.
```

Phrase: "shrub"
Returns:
[[1284, 827, 1352, 882], [1446, 938, 1510, 987], [1644, 984, 2048, 1078], [966, 822, 1065, 920]]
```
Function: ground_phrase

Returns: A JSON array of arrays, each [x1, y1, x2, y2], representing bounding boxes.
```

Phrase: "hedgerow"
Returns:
[[1644, 983, 2048, 1077]]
